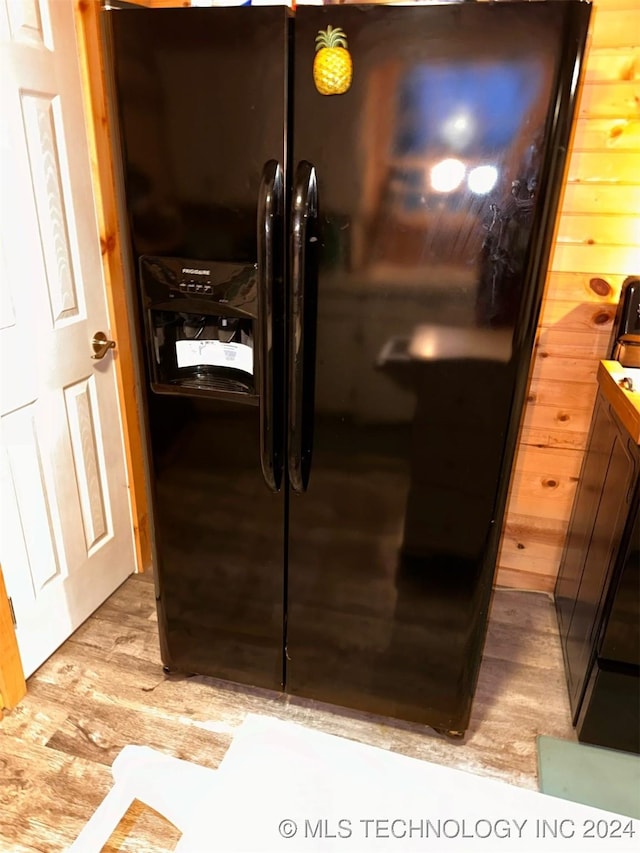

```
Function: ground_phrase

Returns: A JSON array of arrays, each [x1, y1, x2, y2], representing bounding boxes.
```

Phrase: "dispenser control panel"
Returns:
[[139, 255, 258, 313], [177, 280, 214, 296]]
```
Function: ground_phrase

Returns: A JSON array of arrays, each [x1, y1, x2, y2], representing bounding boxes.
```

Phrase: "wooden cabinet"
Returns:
[[555, 390, 640, 753]]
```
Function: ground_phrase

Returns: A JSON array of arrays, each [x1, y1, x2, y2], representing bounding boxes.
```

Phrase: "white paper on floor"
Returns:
[[179, 714, 638, 852], [69, 713, 639, 852]]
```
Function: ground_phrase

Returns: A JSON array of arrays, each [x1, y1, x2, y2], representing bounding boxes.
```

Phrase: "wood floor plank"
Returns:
[[68, 612, 162, 665], [0, 575, 576, 852], [41, 689, 229, 769], [0, 692, 69, 747], [102, 801, 181, 853], [0, 735, 112, 853]]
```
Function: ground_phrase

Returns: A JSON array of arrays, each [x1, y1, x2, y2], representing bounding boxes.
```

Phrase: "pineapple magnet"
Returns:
[[313, 25, 353, 96]]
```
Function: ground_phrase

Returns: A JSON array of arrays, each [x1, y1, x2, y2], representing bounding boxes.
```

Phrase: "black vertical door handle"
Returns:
[[289, 161, 319, 494], [257, 160, 284, 492]]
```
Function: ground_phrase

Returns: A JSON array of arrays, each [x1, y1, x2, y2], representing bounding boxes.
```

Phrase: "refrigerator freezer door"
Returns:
[[289, 160, 319, 494], [258, 160, 286, 491], [287, 2, 590, 729], [108, 6, 289, 689]]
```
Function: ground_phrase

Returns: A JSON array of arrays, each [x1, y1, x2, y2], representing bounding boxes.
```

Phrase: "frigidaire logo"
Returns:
[[182, 268, 210, 275]]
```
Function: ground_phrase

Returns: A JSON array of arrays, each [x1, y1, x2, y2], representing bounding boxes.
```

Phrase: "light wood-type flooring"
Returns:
[[0, 573, 575, 852]]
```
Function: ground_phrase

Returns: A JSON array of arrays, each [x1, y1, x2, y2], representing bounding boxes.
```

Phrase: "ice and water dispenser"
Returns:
[[139, 256, 258, 397]]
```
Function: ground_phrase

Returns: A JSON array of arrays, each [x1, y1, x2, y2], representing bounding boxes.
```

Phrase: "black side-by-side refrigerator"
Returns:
[[106, 1, 590, 735]]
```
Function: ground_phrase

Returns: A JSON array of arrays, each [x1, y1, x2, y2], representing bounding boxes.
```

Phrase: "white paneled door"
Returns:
[[0, 0, 135, 677]]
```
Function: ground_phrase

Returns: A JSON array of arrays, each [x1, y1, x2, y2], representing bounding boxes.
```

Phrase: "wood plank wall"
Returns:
[[0, 566, 26, 714], [496, 0, 640, 592], [75, 1, 152, 573]]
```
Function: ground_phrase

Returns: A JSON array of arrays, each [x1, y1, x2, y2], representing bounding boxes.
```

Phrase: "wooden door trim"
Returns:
[[0, 566, 26, 713], [74, 0, 151, 574]]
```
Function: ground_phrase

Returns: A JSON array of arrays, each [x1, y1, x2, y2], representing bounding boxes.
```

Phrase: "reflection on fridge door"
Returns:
[[107, 1, 591, 734]]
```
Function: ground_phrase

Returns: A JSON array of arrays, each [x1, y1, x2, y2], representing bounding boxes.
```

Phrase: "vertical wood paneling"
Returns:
[[0, 564, 26, 712], [74, 0, 151, 571], [497, 0, 640, 592]]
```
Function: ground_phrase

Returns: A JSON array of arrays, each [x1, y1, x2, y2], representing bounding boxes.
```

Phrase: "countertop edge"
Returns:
[[597, 361, 640, 445]]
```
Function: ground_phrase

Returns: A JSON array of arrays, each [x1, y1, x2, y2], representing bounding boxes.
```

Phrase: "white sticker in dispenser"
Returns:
[[176, 340, 253, 374]]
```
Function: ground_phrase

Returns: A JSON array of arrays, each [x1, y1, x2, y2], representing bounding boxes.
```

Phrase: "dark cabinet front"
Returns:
[[555, 391, 640, 753]]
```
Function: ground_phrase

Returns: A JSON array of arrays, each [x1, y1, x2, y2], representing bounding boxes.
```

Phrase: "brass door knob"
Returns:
[[91, 332, 116, 360]]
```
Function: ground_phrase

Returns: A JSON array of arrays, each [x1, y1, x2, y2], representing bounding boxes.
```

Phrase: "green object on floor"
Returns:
[[537, 735, 640, 820]]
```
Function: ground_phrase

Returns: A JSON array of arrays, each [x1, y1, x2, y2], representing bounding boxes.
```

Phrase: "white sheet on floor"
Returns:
[[69, 714, 639, 852]]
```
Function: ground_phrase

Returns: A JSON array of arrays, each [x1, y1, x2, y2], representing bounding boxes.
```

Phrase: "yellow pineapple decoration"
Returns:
[[313, 25, 353, 96]]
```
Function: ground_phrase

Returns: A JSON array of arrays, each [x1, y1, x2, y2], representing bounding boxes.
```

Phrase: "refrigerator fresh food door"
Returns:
[[288, 1, 590, 730], [108, 6, 289, 689]]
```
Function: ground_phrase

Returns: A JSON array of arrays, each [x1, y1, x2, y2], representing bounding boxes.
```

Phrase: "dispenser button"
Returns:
[[203, 284, 213, 295], [187, 282, 196, 293]]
